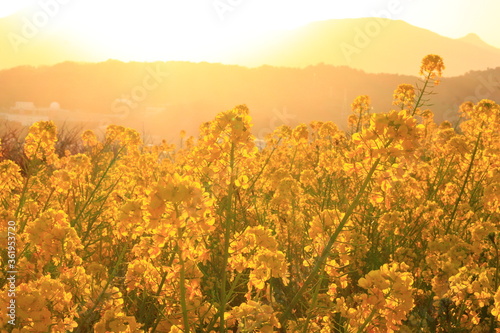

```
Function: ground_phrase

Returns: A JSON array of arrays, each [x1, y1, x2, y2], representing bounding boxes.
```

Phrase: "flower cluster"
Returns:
[[3, 55, 500, 332]]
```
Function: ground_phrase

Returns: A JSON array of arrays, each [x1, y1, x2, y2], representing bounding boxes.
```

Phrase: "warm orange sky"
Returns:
[[1, 0, 500, 67]]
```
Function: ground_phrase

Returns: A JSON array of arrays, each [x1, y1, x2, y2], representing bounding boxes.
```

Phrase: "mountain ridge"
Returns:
[[1, 16, 499, 75], [221, 17, 500, 76], [1, 60, 498, 142], [458, 33, 498, 50]]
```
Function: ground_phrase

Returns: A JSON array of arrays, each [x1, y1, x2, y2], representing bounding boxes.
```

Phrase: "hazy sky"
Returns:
[[1, 0, 499, 63]]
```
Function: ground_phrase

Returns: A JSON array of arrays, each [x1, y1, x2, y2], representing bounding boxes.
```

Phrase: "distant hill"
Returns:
[[221, 18, 500, 76], [1, 15, 499, 76], [458, 33, 499, 51], [0, 61, 499, 142]]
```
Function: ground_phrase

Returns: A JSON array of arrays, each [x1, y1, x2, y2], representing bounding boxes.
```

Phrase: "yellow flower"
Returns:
[[419, 54, 445, 85], [350, 95, 372, 132], [228, 300, 280, 332], [0, 160, 22, 193], [235, 174, 250, 189], [25, 209, 83, 267], [94, 306, 142, 333], [492, 288, 500, 319], [23, 120, 58, 162], [81, 129, 98, 147], [125, 259, 163, 293], [292, 123, 309, 142], [300, 169, 316, 188], [392, 84, 416, 110], [14, 275, 78, 331], [351, 95, 371, 114]]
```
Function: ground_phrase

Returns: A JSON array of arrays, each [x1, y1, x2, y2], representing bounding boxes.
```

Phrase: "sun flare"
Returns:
[[2, 0, 499, 68]]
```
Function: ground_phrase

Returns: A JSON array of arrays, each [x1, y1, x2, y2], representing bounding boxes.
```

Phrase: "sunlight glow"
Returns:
[[1, 0, 498, 67], [0, 0, 32, 18]]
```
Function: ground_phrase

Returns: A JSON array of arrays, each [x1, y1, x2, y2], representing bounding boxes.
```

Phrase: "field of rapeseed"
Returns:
[[1, 55, 500, 332]]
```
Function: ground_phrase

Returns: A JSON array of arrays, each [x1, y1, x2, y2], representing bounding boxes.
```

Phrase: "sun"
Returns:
[[2, 0, 499, 68], [0, 1, 31, 18]]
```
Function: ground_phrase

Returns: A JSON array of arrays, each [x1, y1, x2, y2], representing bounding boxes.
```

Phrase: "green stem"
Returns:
[[301, 272, 324, 333], [280, 157, 381, 326], [491, 241, 499, 332], [289, 145, 298, 171], [206, 271, 245, 333], [356, 306, 378, 333], [17, 139, 44, 232], [178, 240, 191, 333], [150, 249, 177, 333], [219, 142, 236, 333], [16, 174, 32, 233], [412, 72, 433, 116], [84, 243, 127, 316], [72, 146, 124, 230], [247, 138, 281, 192], [80, 175, 122, 246], [445, 132, 482, 234]]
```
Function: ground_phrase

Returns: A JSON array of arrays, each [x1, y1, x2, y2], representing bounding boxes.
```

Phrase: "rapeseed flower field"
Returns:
[[1, 55, 500, 332]]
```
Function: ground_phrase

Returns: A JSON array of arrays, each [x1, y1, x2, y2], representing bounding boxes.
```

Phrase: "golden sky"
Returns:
[[1, 0, 500, 66]]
